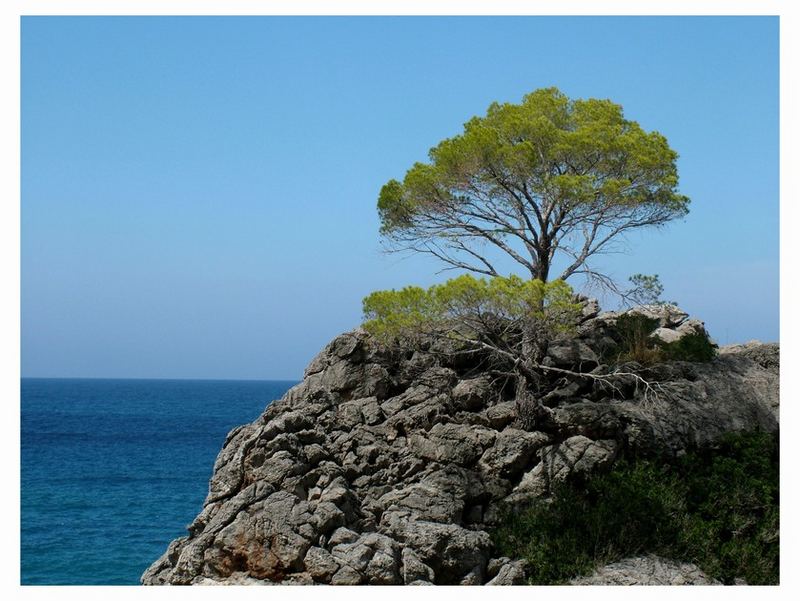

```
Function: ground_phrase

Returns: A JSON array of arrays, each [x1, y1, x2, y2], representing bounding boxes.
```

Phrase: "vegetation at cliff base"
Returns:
[[492, 431, 779, 585]]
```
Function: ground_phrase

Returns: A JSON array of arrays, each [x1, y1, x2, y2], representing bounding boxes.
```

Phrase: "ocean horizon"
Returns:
[[21, 377, 297, 585]]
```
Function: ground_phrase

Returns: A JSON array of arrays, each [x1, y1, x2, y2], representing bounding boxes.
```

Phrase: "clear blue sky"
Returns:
[[21, 16, 779, 380]]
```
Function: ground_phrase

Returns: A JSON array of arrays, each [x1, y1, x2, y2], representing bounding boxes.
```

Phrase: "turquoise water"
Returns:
[[20, 377, 296, 585]]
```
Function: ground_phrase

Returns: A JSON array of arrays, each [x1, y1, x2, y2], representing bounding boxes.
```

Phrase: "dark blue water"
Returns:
[[21, 377, 296, 585]]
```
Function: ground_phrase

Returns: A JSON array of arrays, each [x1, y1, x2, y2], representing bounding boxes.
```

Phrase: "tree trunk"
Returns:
[[521, 320, 547, 364], [514, 369, 553, 431], [514, 372, 536, 430], [533, 262, 550, 283], [533, 241, 552, 283], [515, 324, 548, 430]]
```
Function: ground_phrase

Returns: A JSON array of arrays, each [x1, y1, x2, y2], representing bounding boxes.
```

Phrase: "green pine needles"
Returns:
[[377, 87, 689, 285], [362, 274, 581, 344]]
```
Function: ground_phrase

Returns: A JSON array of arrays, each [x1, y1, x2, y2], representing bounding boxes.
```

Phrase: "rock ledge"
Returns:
[[142, 305, 778, 586]]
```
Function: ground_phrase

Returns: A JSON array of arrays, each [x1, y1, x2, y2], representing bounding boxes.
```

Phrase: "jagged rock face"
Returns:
[[142, 309, 778, 586], [583, 303, 711, 348], [570, 555, 721, 585]]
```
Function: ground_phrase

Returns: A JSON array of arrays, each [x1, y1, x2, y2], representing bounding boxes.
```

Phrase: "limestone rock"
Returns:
[[313, 501, 346, 534], [142, 319, 778, 587], [720, 341, 779, 370], [452, 376, 493, 411], [485, 401, 517, 430], [381, 510, 492, 584], [402, 547, 435, 584], [570, 555, 721, 585], [459, 565, 484, 585], [330, 564, 363, 585], [651, 318, 709, 344], [328, 527, 360, 546], [513, 436, 618, 497], [652, 327, 682, 344], [541, 381, 583, 406], [336, 396, 385, 427], [546, 339, 599, 368], [409, 422, 496, 466], [194, 572, 271, 585], [375, 478, 464, 523], [628, 304, 689, 328], [579, 297, 601, 321], [478, 429, 551, 479], [330, 532, 401, 584], [209, 490, 317, 580], [304, 546, 340, 583], [486, 560, 527, 585]]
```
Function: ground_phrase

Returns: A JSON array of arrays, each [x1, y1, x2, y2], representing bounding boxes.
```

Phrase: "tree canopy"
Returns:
[[377, 87, 689, 288]]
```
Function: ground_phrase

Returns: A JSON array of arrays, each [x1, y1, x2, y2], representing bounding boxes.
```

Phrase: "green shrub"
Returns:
[[661, 332, 718, 362], [362, 274, 580, 344], [491, 431, 779, 585], [675, 431, 779, 584], [612, 313, 662, 365], [611, 313, 717, 364], [493, 462, 686, 583]]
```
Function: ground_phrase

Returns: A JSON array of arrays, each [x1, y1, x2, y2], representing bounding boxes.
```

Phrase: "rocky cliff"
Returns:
[[141, 304, 778, 585]]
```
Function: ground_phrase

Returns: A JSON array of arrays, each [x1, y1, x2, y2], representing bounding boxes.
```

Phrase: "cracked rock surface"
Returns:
[[570, 555, 721, 585], [142, 305, 778, 586]]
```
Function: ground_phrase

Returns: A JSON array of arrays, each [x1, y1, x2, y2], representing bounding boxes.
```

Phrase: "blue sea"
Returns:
[[20, 377, 296, 585]]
